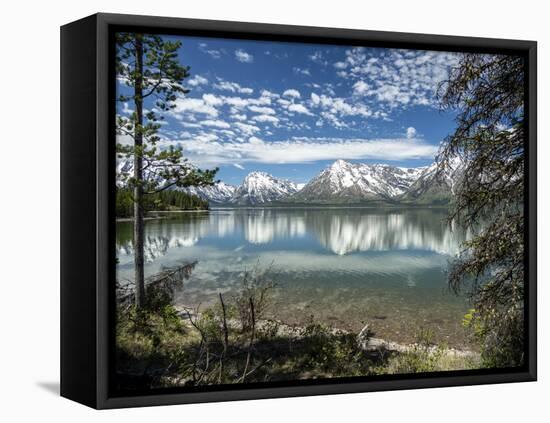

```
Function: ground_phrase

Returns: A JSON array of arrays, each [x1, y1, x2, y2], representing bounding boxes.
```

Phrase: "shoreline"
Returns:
[[116, 209, 210, 222], [173, 305, 478, 360], [117, 285, 473, 352], [115, 205, 449, 221], [211, 204, 451, 210]]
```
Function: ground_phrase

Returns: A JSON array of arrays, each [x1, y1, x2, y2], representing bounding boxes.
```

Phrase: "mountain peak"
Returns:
[[246, 171, 271, 178], [330, 159, 352, 170], [232, 172, 299, 205], [242, 171, 278, 188]]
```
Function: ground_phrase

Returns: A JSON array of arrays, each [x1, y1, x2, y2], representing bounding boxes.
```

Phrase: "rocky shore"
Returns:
[[174, 305, 478, 361]]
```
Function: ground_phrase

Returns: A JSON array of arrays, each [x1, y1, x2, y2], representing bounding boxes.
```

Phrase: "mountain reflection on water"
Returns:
[[117, 208, 469, 262], [116, 208, 473, 346]]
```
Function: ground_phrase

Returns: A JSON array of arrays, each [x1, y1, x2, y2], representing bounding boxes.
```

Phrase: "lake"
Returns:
[[116, 207, 473, 348]]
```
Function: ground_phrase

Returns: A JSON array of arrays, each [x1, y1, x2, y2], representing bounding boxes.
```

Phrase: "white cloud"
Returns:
[[233, 163, 245, 170], [406, 126, 417, 139], [277, 98, 291, 107], [319, 111, 346, 128], [223, 97, 250, 108], [310, 93, 321, 105], [219, 129, 235, 137], [188, 75, 209, 87], [260, 89, 279, 99], [192, 133, 219, 143], [221, 95, 271, 110], [248, 105, 276, 115], [248, 136, 264, 145], [340, 47, 461, 109], [171, 97, 219, 118], [231, 113, 247, 121], [293, 67, 311, 76], [345, 47, 367, 66], [202, 93, 223, 106], [173, 136, 439, 166], [235, 49, 254, 63], [309, 51, 328, 66], [309, 94, 371, 118], [116, 133, 134, 146], [181, 122, 202, 128], [234, 122, 260, 136], [323, 84, 336, 96], [201, 119, 231, 129], [353, 80, 370, 95], [282, 89, 301, 99], [213, 80, 254, 94], [252, 114, 280, 124], [198, 43, 222, 59], [121, 102, 133, 115], [306, 82, 321, 89], [288, 103, 313, 116], [375, 85, 406, 103]]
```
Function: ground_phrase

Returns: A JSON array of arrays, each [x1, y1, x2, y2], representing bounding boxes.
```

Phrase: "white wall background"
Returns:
[[0, 0, 546, 421]]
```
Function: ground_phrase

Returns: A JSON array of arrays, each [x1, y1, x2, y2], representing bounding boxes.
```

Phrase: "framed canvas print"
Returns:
[[60, 13, 537, 409]]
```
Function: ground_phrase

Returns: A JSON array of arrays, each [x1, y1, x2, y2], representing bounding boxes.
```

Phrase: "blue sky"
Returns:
[[116, 35, 464, 185]]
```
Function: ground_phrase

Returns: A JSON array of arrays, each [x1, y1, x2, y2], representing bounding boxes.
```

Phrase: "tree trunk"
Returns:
[[133, 35, 146, 309]]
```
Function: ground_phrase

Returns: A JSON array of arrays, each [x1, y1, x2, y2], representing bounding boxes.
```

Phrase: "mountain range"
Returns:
[[182, 159, 463, 205], [117, 158, 463, 205]]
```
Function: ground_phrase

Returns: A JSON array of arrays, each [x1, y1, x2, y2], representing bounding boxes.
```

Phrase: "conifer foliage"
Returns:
[[437, 53, 525, 367], [115, 33, 218, 309]]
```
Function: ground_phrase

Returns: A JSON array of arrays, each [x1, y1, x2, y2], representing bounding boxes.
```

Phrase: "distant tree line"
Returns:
[[116, 187, 208, 218]]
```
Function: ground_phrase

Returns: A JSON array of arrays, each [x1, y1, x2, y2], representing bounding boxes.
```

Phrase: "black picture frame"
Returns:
[[60, 12, 537, 409]]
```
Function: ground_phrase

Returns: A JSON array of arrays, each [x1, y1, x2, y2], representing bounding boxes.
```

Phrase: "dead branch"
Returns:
[[240, 297, 256, 382]]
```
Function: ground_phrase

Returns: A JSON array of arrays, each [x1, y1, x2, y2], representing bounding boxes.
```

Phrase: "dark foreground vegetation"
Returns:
[[116, 188, 209, 218], [115, 263, 481, 391]]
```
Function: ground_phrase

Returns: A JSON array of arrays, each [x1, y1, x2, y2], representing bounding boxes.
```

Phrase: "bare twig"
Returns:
[[241, 297, 256, 382], [218, 293, 229, 383]]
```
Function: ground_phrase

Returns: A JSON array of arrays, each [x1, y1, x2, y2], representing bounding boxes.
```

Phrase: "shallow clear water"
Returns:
[[116, 208, 473, 348]]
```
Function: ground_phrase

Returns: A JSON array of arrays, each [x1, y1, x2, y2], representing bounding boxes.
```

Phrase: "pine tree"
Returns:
[[437, 53, 525, 366], [115, 33, 217, 309]]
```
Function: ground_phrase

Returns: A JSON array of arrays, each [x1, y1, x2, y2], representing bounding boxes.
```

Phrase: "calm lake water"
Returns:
[[116, 208, 473, 348]]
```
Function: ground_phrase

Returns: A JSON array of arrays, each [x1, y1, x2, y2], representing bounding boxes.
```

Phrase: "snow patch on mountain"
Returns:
[[230, 172, 300, 205]]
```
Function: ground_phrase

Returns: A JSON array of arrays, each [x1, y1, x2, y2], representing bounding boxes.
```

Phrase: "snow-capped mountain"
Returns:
[[293, 160, 429, 202], [400, 157, 465, 204], [183, 182, 237, 204], [186, 172, 300, 205], [230, 172, 300, 205], [116, 156, 462, 205]]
